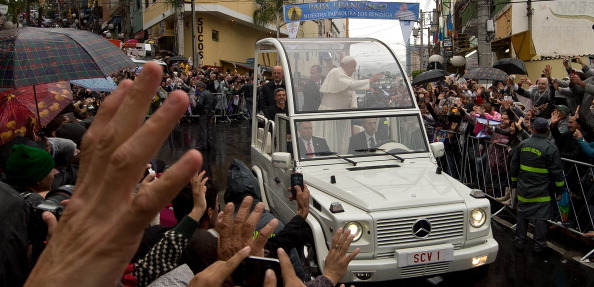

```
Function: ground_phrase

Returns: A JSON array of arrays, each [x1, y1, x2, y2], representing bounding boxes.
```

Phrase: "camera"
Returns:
[[571, 58, 578, 63], [22, 185, 74, 259]]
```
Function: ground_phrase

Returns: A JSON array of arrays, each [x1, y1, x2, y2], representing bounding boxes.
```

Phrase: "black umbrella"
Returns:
[[411, 69, 449, 85], [0, 27, 135, 88], [166, 56, 188, 64], [464, 67, 508, 82], [493, 58, 527, 75]]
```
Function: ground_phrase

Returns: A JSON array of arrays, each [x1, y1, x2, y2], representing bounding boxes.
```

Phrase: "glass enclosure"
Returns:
[[292, 115, 428, 160], [277, 39, 414, 113]]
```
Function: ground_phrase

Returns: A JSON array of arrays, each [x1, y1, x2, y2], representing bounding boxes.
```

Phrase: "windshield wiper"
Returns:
[[354, 148, 405, 162], [307, 151, 357, 166]]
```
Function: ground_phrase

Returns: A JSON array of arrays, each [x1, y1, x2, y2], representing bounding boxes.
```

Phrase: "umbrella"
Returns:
[[126, 39, 139, 44], [156, 50, 175, 57], [166, 56, 188, 64], [493, 58, 527, 75], [0, 27, 134, 88], [0, 82, 72, 143], [464, 67, 509, 82], [411, 69, 448, 85], [71, 77, 117, 92]]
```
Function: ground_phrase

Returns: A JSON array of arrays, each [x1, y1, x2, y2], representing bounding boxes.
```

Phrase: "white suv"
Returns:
[[250, 38, 498, 283]]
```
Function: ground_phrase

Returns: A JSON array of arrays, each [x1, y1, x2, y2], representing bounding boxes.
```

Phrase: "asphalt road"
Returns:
[[156, 119, 594, 286]]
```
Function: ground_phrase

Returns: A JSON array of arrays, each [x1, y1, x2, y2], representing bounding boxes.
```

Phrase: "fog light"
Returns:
[[354, 272, 372, 280], [471, 255, 488, 267]]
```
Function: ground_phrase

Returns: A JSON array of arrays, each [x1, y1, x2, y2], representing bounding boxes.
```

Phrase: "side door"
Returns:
[[271, 115, 296, 223]]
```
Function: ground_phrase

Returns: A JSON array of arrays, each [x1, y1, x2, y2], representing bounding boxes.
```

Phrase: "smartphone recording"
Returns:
[[231, 256, 282, 287]]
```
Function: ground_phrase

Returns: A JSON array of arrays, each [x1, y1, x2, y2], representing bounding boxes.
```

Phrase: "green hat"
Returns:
[[5, 144, 55, 186], [555, 105, 570, 116]]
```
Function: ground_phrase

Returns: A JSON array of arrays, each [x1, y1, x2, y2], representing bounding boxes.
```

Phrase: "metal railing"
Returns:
[[437, 129, 594, 262]]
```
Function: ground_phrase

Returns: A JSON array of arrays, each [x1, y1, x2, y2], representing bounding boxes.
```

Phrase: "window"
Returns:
[[144, 0, 149, 8], [212, 30, 219, 42]]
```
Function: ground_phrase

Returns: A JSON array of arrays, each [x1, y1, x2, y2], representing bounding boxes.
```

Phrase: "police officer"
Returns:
[[510, 117, 565, 254], [195, 81, 216, 150]]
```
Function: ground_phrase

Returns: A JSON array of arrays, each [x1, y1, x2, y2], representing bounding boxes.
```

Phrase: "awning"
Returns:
[[511, 31, 536, 61], [220, 60, 254, 70]]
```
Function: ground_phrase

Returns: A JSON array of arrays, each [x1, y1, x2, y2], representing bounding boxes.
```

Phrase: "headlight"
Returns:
[[344, 221, 363, 241], [469, 208, 487, 228]]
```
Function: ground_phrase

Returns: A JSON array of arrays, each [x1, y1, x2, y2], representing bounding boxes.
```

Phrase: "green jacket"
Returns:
[[510, 133, 565, 220]]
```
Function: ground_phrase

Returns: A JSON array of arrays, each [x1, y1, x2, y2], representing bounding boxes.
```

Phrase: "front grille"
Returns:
[[400, 261, 450, 278], [376, 211, 465, 247]]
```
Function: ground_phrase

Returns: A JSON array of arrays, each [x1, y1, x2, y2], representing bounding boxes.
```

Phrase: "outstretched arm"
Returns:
[[25, 62, 203, 287]]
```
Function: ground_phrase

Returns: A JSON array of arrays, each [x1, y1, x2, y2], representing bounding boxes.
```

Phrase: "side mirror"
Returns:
[[272, 152, 293, 169], [430, 142, 445, 158]]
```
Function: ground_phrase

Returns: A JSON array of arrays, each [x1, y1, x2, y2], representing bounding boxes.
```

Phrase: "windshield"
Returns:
[[293, 115, 427, 160], [278, 39, 413, 114]]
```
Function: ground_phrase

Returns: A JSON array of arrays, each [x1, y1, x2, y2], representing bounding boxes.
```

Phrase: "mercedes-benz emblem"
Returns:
[[412, 219, 431, 238]]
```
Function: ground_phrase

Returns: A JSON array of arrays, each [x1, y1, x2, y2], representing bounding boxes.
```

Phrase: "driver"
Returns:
[[297, 121, 330, 159], [348, 118, 388, 154]]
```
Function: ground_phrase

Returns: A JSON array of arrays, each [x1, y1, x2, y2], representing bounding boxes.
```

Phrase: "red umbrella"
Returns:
[[0, 82, 72, 144], [126, 39, 139, 44]]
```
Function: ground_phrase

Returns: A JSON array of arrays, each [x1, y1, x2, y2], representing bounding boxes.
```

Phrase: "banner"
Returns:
[[399, 20, 414, 44], [287, 21, 300, 38], [284, 1, 419, 23]]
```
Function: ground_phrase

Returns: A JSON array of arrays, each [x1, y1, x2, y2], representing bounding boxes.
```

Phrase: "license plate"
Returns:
[[395, 244, 454, 267], [407, 249, 448, 265]]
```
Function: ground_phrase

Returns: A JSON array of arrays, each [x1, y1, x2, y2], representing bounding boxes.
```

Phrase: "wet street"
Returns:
[[156, 119, 594, 286]]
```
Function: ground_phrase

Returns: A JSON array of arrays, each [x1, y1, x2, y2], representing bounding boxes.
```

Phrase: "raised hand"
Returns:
[[216, 196, 278, 260], [25, 62, 203, 287]]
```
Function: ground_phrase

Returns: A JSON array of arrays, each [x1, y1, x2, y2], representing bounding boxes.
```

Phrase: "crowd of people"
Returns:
[[414, 56, 594, 247], [3, 47, 594, 285], [0, 62, 361, 286]]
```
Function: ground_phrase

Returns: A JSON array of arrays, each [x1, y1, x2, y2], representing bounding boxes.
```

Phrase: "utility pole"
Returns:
[[477, 0, 491, 67], [420, 9, 424, 70], [191, 0, 197, 66]]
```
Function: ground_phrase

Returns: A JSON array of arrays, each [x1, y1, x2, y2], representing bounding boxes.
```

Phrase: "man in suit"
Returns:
[[264, 88, 288, 121], [296, 121, 330, 159], [259, 66, 285, 112], [348, 117, 387, 154], [301, 65, 324, 111]]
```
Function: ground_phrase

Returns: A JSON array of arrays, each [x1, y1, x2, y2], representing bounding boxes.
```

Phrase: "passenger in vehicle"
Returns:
[[316, 56, 381, 154], [301, 65, 324, 111], [348, 118, 389, 154], [259, 66, 285, 111], [319, 56, 381, 110], [296, 121, 330, 159], [264, 88, 288, 121]]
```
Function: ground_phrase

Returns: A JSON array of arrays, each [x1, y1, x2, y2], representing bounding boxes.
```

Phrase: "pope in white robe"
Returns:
[[314, 56, 381, 154]]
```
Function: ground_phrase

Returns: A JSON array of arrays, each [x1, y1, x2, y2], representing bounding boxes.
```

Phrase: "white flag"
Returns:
[[287, 21, 300, 38]]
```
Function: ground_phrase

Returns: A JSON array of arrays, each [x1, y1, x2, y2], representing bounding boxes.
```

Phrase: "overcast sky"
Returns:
[[348, 0, 436, 66]]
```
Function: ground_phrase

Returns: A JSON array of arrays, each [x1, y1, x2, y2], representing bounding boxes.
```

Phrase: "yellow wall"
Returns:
[[525, 57, 587, 80], [182, 13, 271, 67]]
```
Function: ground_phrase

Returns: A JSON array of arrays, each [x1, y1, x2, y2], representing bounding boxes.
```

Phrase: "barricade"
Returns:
[[439, 129, 594, 262]]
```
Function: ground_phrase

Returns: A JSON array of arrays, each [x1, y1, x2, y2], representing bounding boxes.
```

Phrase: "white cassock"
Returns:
[[315, 67, 370, 154]]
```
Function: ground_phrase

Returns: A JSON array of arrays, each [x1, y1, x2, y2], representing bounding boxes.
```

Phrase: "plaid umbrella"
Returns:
[[0, 81, 72, 143], [464, 67, 509, 82], [0, 27, 134, 88]]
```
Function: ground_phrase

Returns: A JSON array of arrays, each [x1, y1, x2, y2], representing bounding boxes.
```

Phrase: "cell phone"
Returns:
[[290, 173, 304, 197], [231, 256, 282, 287], [504, 96, 512, 101], [571, 58, 578, 63]]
